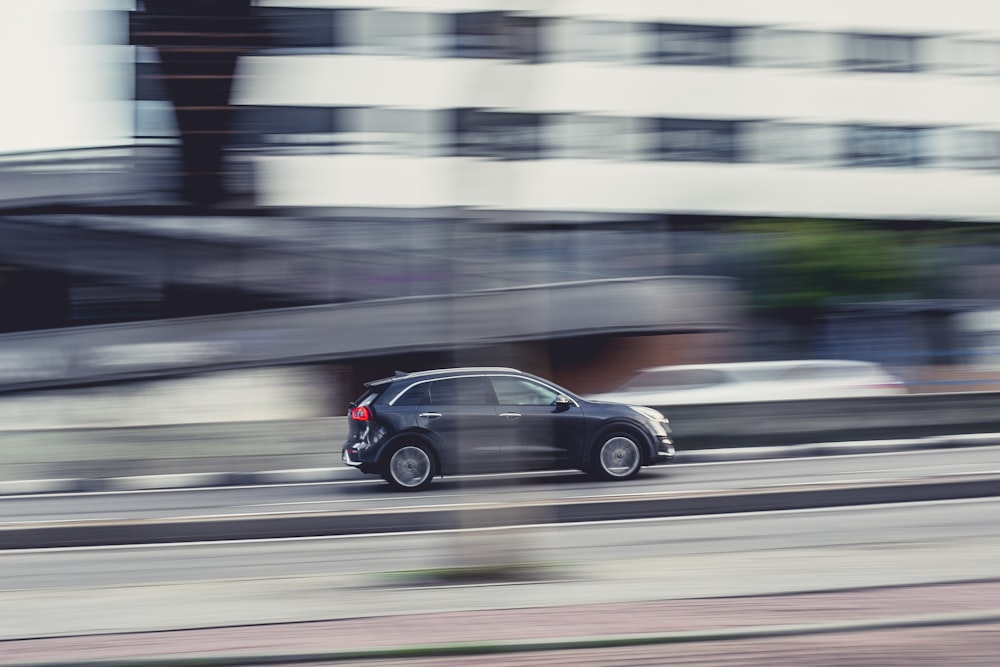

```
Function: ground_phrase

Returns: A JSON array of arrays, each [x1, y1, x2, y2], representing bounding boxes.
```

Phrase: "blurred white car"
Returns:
[[585, 360, 906, 406]]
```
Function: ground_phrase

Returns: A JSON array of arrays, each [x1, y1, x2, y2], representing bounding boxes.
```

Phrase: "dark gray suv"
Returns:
[[341, 367, 674, 490]]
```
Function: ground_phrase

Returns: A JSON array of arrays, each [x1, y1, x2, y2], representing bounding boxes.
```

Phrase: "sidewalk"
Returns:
[[5, 580, 1000, 666]]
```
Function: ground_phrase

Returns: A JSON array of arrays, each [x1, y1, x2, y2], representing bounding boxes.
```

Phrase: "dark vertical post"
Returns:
[[130, 0, 263, 206]]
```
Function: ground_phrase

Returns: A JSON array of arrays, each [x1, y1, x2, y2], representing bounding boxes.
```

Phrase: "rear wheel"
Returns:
[[383, 443, 436, 491], [591, 432, 642, 480]]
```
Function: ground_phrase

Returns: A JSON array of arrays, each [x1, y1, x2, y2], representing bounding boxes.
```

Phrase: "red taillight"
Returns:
[[351, 406, 372, 421]]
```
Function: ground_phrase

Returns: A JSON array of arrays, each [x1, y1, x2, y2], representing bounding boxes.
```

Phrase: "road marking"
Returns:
[[6, 443, 1000, 501], [5, 496, 1000, 555]]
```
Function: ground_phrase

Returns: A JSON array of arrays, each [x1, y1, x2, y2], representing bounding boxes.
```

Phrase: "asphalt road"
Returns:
[[3, 496, 1000, 640], [5, 441, 999, 663], [5, 445, 1000, 526]]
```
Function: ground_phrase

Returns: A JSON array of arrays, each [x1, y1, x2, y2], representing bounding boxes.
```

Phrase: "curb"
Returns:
[[13, 608, 1000, 667], [669, 432, 1000, 463], [4, 433, 1000, 496], [0, 468, 352, 496], [5, 474, 1000, 549]]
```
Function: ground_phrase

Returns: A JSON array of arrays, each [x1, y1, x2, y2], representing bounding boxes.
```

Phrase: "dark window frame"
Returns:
[[651, 22, 736, 66], [257, 7, 340, 51], [452, 11, 544, 62], [453, 109, 543, 160], [843, 33, 924, 73], [844, 124, 930, 168], [658, 118, 740, 162]]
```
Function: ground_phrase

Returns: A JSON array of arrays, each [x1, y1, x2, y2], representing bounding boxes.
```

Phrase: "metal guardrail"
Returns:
[[657, 390, 1000, 449]]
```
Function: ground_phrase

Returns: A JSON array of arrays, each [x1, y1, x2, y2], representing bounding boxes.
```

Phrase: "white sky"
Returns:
[[0, 1, 132, 155]]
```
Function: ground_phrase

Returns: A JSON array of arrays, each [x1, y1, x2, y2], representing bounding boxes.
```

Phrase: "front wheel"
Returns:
[[591, 433, 642, 481], [383, 443, 436, 491]]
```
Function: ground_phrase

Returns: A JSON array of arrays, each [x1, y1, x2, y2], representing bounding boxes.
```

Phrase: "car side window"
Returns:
[[391, 383, 427, 406], [422, 377, 491, 405], [491, 376, 560, 406]]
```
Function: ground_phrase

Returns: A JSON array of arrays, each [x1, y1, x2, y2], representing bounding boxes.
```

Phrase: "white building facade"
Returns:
[[157, 0, 1000, 221]]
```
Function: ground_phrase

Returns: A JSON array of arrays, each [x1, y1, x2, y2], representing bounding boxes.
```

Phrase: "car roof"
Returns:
[[365, 367, 525, 387]]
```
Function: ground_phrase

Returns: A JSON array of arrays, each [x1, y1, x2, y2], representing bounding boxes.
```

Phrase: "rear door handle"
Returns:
[[499, 412, 522, 419], [419, 412, 442, 419]]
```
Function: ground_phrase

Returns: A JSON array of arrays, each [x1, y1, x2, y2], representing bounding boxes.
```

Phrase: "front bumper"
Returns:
[[651, 436, 675, 463]]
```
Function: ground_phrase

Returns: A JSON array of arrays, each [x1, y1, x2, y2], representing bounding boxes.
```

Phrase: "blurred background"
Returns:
[[4, 0, 1000, 433]]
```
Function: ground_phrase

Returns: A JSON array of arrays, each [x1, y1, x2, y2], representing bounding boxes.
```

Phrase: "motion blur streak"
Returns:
[[3, 2, 1000, 665]]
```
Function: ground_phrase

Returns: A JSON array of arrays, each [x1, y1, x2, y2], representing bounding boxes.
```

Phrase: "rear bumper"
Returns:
[[342, 445, 382, 474], [341, 447, 363, 467]]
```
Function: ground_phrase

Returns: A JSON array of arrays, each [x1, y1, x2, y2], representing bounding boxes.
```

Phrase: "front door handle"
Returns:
[[499, 412, 522, 419], [419, 412, 442, 419]]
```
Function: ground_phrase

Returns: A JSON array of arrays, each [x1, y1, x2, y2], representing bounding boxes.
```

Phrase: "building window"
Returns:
[[452, 12, 543, 62], [929, 38, 1000, 76], [844, 125, 929, 167], [843, 33, 923, 73], [133, 54, 180, 140], [651, 23, 736, 66], [738, 29, 837, 68], [239, 106, 337, 153], [742, 122, 840, 166], [659, 119, 739, 162], [257, 7, 339, 51], [350, 11, 448, 58], [454, 109, 541, 159], [239, 106, 447, 156], [347, 108, 445, 156], [933, 129, 1000, 170], [544, 115, 632, 159], [135, 101, 178, 140], [134, 60, 167, 102], [544, 19, 639, 63]]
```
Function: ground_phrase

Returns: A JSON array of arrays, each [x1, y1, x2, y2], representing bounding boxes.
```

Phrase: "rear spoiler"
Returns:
[[363, 370, 408, 388]]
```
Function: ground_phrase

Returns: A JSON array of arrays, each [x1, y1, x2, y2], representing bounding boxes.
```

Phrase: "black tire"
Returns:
[[382, 442, 436, 491], [591, 432, 642, 481]]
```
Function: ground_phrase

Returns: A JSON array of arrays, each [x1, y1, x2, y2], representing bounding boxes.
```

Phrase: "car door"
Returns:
[[417, 376, 500, 474], [489, 375, 587, 471]]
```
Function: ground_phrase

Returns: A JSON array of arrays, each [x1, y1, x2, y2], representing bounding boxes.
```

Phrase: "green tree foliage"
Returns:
[[731, 220, 922, 317]]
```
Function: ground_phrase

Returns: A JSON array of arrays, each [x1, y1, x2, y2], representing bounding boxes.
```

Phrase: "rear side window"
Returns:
[[352, 385, 386, 407], [391, 382, 427, 406], [423, 377, 491, 405]]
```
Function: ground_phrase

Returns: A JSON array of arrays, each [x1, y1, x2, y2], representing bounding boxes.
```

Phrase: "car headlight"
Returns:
[[629, 405, 668, 423]]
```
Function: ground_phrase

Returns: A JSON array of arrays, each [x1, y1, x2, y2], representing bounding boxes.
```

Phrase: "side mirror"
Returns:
[[554, 394, 572, 411]]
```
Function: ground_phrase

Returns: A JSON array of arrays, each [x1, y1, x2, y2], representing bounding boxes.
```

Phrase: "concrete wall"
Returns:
[[0, 366, 335, 431], [4, 389, 1000, 484]]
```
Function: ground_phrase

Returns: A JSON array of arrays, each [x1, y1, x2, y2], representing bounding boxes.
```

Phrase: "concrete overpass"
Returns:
[[0, 275, 741, 392], [0, 148, 741, 395]]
